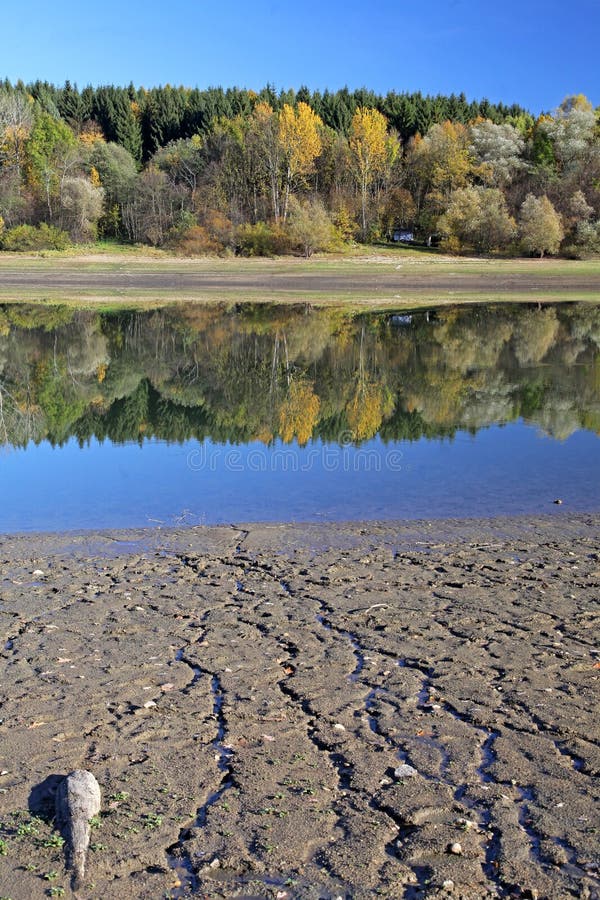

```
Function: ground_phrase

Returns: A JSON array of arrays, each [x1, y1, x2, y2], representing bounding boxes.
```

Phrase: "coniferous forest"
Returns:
[[0, 79, 599, 257]]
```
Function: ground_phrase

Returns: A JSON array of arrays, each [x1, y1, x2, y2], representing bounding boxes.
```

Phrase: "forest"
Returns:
[[0, 301, 598, 450], [0, 80, 599, 257]]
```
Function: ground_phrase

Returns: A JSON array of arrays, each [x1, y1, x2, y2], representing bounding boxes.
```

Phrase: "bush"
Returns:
[[169, 224, 222, 256], [236, 221, 291, 256], [0, 223, 70, 252], [287, 198, 340, 257]]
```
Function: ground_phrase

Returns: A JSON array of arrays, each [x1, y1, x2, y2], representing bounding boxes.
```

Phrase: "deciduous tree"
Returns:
[[278, 102, 323, 221], [519, 194, 564, 257], [438, 186, 516, 252], [349, 107, 399, 239]]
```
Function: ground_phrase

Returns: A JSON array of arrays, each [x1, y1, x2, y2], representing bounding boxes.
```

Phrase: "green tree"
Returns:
[[89, 141, 138, 236], [25, 112, 77, 218]]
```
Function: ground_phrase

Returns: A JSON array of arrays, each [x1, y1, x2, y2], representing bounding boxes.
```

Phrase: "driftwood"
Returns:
[[55, 770, 101, 890]]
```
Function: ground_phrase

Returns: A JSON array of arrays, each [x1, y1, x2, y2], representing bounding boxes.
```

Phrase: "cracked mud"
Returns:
[[0, 516, 599, 899]]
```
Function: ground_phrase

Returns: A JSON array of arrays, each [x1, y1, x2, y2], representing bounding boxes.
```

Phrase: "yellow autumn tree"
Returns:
[[278, 102, 323, 221], [349, 107, 399, 239], [279, 379, 321, 445]]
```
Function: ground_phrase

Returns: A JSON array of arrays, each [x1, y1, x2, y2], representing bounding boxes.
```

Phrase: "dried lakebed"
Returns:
[[0, 516, 599, 899]]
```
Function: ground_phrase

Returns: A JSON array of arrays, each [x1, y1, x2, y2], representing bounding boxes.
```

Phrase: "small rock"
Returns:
[[394, 764, 418, 779], [554, 499, 563, 505], [448, 842, 463, 855], [442, 880, 455, 892], [32, 570, 45, 578], [209, 857, 221, 869], [143, 700, 157, 708], [333, 723, 346, 732]]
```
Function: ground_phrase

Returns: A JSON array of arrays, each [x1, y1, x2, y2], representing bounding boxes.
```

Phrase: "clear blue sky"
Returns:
[[2, 0, 598, 114]]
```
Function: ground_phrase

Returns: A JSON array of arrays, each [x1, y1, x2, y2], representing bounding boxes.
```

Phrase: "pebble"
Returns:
[[143, 700, 157, 708], [209, 857, 221, 869], [394, 764, 418, 779], [333, 723, 346, 731], [442, 880, 455, 892], [32, 570, 45, 578], [448, 842, 463, 855]]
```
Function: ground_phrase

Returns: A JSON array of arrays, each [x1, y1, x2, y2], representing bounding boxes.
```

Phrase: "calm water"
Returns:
[[0, 301, 599, 531]]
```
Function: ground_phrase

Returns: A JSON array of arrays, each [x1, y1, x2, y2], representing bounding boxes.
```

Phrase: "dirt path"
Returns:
[[0, 516, 599, 899]]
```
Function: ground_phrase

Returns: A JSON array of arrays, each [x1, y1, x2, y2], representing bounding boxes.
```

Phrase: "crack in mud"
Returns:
[[166, 671, 233, 894], [175, 647, 202, 693], [315, 613, 366, 682]]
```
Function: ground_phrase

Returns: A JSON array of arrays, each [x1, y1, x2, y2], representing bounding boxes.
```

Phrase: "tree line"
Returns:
[[0, 79, 598, 257], [1, 302, 598, 449]]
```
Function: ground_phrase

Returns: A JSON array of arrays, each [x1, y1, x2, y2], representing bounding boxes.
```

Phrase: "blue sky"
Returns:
[[2, 0, 598, 114]]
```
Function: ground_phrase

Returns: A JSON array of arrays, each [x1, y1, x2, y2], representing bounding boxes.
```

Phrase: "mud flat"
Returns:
[[0, 515, 599, 899]]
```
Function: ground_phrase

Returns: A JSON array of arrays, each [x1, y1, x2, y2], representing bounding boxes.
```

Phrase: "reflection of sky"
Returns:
[[1, 421, 599, 532]]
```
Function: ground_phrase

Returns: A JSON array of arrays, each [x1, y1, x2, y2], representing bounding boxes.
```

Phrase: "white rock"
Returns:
[[333, 723, 346, 732], [394, 764, 418, 779], [448, 842, 463, 855]]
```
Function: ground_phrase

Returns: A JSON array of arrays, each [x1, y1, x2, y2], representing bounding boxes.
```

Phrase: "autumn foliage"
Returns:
[[0, 80, 598, 257]]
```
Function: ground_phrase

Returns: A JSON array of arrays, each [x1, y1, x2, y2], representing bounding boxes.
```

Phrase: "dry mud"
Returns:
[[1, 268, 600, 297], [0, 516, 599, 900]]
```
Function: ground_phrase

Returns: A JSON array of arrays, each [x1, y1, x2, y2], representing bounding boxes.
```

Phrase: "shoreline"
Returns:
[[1, 514, 599, 898], [0, 253, 599, 306], [2, 511, 599, 564]]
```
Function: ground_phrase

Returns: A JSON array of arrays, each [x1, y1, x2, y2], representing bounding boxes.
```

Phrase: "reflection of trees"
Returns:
[[0, 301, 598, 448], [346, 327, 393, 440]]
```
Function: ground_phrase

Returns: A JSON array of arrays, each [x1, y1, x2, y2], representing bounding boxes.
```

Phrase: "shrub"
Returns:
[[236, 221, 291, 256], [169, 224, 222, 256], [0, 223, 70, 252], [287, 198, 340, 257]]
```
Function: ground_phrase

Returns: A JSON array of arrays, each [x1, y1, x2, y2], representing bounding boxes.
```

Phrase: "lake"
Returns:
[[0, 301, 598, 532]]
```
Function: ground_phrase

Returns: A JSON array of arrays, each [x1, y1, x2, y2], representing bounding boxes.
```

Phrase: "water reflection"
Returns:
[[0, 301, 598, 449]]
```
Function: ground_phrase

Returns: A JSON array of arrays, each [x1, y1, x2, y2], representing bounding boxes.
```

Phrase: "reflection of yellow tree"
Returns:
[[404, 370, 475, 426], [346, 381, 393, 440], [279, 379, 320, 445], [346, 326, 394, 440]]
